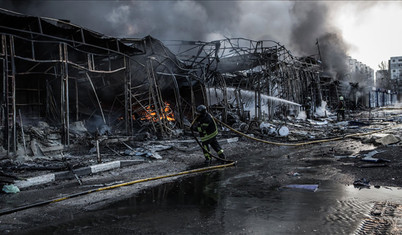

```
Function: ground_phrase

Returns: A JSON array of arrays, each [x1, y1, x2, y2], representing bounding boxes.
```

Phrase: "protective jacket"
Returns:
[[194, 113, 218, 142], [338, 100, 345, 110]]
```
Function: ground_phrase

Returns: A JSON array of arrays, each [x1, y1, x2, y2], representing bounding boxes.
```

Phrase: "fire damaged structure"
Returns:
[[165, 39, 322, 122], [0, 9, 146, 155], [0, 8, 391, 158]]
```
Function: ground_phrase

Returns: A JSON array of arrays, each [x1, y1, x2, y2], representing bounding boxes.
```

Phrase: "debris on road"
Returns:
[[375, 134, 401, 146], [281, 184, 319, 192], [2, 184, 20, 194], [353, 178, 371, 188]]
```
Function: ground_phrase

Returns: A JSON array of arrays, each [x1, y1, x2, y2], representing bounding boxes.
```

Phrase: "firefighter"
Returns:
[[337, 96, 346, 121], [192, 105, 225, 163], [304, 96, 312, 120]]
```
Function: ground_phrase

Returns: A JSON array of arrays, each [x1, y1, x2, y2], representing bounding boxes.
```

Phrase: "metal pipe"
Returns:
[[63, 43, 70, 147], [96, 140, 101, 163]]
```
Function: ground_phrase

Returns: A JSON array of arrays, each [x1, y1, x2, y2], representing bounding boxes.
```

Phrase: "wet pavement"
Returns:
[[23, 151, 402, 235]]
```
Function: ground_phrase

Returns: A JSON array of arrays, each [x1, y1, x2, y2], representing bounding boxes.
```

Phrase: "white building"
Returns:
[[347, 56, 374, 86], [389, 56, 402, 80]]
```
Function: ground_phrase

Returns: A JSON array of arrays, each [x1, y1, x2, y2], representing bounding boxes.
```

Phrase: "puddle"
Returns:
[[28, 171, 402, 235]]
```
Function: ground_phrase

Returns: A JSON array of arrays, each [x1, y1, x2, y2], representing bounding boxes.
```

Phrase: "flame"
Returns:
[[140, 102, 175, 122]]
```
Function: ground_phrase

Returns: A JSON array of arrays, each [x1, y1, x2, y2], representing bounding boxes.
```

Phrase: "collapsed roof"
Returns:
[[0, 8, 325, 155]]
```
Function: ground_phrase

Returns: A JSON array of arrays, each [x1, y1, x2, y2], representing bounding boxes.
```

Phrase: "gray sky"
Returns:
[[1, 0, 401, 70]]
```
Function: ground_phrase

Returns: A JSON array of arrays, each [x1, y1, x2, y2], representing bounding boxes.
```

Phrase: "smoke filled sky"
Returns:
[[1, 0, 401, 71]]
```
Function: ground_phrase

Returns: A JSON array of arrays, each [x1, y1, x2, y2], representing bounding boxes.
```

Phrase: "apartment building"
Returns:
[[389, 56, 402, 100], [389, 56, 402, 80], [347, 56, 375, 86]]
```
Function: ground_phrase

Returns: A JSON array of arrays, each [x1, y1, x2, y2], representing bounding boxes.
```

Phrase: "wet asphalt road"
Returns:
[[22, 147, 402, 235]]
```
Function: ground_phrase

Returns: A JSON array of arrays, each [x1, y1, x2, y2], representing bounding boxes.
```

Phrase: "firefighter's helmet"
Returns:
[[339, 96, 344, 101], [196, 105, 207, 115]]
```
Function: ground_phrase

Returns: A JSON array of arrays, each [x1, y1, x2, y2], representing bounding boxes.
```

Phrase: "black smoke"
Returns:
[[0, 0, 376, 82], [0, 0, 242, 41], [289, 2, 331, 56], [288, 1, 379, 87], [289, 2, 351, 81]]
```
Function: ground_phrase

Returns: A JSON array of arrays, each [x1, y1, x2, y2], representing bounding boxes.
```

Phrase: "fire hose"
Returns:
[[2, 116, 398, 216], [213, 116, 402, 147], [0, 162, 235, 216], [0, 118, 236, 216]]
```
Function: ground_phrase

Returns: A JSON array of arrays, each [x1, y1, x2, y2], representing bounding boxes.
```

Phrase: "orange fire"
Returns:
[[141, 102, 175, 122]]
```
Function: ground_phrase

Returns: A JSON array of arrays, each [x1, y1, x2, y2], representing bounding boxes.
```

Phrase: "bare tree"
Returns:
[[378, 61, 388, 70], [377, 61, 390, 89]]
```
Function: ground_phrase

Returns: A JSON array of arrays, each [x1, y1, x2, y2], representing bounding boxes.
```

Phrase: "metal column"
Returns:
[[2, 35, 17, 155], [60, 43, 70, 147], [124, 56, 133, 135]]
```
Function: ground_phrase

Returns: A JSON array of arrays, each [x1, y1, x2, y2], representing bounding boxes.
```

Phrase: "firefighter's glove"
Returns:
[[191, 124, 198, 132]]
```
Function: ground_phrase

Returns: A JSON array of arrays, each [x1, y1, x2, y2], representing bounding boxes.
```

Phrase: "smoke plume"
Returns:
[[0, 0, 376, 81], [1, 1, 326, 42]]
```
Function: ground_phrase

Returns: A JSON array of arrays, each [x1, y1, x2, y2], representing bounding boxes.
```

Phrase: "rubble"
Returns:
[[361, 150, 390, 163], [69, 121, 90, 138], [2, 184, 19, 194], [375, 134, 401, 146], [281, 184, 319, 192], [353, 178, 371, 188]]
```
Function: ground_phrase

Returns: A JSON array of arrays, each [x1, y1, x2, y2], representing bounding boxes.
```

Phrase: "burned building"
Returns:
[[0, 9, 156, 155], [0, 8, 226, 156], [1, 8, 335, 158], [166, 38, 323, 122]]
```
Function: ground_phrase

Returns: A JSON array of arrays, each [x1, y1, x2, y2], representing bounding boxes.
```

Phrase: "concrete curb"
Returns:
[[14, 160, 144, 189]]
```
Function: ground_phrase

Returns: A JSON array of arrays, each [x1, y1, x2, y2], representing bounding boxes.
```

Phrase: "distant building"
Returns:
[[375, 70, 390, 89], [389, 56, 402, 80], [347, 56, 374, 87], [343, 56, 374, 108], [389, 56, 402, 100]]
